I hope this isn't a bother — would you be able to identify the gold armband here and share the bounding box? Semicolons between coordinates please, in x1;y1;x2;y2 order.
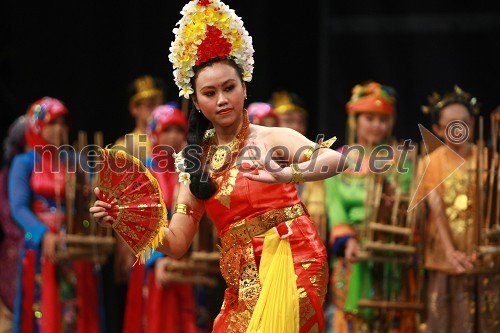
174;203;202;223
174;203;191;215
289;163;305;184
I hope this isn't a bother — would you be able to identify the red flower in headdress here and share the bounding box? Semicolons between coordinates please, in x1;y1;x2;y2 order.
196;26;232;65
198;0;211;6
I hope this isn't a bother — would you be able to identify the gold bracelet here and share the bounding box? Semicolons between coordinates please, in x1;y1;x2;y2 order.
301;136;338;161
174;203;191;215
290;163;305;184
301;146;315;161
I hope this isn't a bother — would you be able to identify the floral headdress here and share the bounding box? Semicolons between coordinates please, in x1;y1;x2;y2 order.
169;0;254;98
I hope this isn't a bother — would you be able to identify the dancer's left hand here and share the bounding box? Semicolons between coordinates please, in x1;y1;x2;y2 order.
241;139;292;184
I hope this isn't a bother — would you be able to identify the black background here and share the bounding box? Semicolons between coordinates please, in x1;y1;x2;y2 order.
2;0;500;149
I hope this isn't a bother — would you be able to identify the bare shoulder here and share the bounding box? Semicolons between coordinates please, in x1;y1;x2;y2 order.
249;124;303;144
114;135;126;146
248;124;270;138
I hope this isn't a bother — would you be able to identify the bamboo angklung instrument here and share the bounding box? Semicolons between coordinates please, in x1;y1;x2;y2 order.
475;117;484;256
58;130;115;264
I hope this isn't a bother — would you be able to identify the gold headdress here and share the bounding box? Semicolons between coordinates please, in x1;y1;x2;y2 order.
169;0;254;98
421;85;479;118
271;91;307;116
129;75;164;104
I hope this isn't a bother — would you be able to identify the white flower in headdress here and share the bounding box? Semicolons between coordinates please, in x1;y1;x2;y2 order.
179;85;194;99
173;151;187;173
173;151;190;186
178;172;191;186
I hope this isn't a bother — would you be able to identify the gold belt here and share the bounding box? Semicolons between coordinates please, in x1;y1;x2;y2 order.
221;202;307;249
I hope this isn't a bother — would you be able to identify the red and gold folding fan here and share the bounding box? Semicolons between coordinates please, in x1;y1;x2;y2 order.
97;148;168;263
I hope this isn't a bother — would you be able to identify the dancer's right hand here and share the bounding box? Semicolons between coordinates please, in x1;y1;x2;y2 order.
445;248;474;273
345;238;360;263
155;257;174;287
42;232;61;263
89;187;115;226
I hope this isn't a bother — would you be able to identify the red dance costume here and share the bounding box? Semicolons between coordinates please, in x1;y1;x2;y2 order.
206;165;328;332
9;98;102;333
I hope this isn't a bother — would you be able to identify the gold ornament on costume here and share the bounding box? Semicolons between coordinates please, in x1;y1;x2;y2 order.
203;110;250;175
442;162;474;234
289;163;305;184
211;146;230;171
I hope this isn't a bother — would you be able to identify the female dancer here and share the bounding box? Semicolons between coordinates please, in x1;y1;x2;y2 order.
92;1;346;331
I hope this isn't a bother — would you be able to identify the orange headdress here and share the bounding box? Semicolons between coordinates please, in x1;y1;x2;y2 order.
346;81;395;116
345;81;396;144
